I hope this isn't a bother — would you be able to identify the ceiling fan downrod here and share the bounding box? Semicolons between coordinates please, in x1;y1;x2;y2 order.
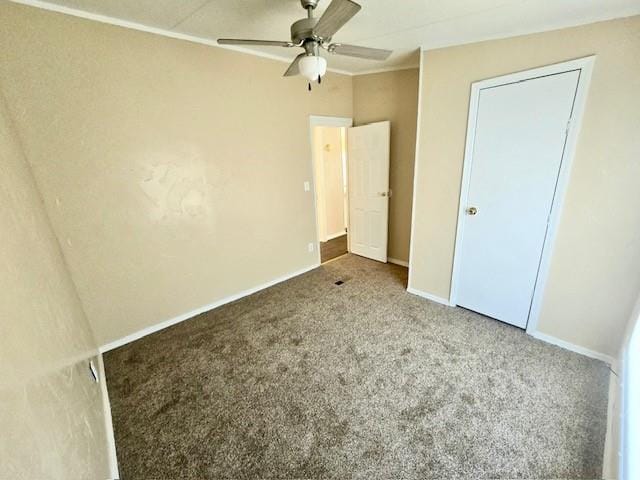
301;0;320;14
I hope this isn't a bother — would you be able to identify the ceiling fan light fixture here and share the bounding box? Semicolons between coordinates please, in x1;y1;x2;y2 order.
299;55;327;81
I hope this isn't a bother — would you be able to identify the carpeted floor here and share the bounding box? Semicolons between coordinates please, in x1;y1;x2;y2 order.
105;254;610;479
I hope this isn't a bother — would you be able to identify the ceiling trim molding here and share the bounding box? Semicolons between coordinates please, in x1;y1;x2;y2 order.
9;0;640;77
353;64;420;77
8;0;358;75
417;11;640;53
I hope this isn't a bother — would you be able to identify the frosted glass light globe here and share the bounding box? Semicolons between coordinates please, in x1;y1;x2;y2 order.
299;55;327;81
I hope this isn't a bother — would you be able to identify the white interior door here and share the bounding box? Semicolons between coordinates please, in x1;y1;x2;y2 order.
455;71;580;328
347;121;390;263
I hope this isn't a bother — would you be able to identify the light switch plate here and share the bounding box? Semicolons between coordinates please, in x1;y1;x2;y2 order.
304;181;310;192
308;243;314;252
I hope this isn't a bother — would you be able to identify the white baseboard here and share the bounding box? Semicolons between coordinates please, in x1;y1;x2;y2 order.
388;257;409;267
407;286;454;306
529;330;615;365
96;354;119;479
99;263;319;353
602;358;622;480
406;288;614;364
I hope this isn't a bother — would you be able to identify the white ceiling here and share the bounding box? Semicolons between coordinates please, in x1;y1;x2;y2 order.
19;0;640;74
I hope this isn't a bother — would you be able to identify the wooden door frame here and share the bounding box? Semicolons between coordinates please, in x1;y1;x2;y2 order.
449;56;595;334
308;115;353;265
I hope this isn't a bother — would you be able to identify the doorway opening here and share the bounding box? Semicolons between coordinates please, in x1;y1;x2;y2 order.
311;122;350;263
309;115;391;265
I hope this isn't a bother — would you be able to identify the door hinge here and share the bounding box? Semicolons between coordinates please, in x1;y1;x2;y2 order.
565;118;572;136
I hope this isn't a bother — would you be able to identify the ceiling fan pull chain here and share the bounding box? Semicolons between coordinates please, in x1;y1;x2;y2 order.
318;74;322;84
308;82;312;92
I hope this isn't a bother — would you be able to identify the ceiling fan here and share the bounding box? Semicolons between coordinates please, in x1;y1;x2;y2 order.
217;0;392;89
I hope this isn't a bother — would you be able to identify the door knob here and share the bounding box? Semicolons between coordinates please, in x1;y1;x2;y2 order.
466;206;478;215
379;192;387;197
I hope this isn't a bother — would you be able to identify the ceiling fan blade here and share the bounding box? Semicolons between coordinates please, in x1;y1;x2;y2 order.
284;53;306;77
328;43;392;61
313;0;361;40
217;39;295;47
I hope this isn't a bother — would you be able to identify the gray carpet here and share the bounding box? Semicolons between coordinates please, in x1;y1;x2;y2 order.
105;254;609;479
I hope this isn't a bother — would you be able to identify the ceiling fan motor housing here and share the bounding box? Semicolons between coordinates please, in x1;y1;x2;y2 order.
291;17;323;45
300;0;320;9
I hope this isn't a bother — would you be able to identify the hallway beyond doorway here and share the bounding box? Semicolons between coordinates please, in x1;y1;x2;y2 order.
320;234;348;263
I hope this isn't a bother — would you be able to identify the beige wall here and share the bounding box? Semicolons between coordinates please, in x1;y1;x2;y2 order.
0;93;111;478
313;126;346;241
409;16;640;357
0;2;353;346
353;68;419;263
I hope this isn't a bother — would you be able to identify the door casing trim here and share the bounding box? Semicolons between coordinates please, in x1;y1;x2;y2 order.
448;56;596;335
308;115;353;264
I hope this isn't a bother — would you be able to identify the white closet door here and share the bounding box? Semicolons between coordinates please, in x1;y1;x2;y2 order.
347;121;390;263
456;71;579;328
